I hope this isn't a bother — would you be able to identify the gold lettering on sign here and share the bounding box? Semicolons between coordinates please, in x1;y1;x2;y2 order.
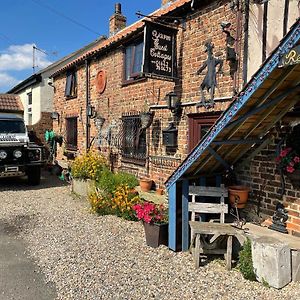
283;50;300;66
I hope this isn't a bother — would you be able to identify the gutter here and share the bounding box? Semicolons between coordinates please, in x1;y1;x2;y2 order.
85;59;90;151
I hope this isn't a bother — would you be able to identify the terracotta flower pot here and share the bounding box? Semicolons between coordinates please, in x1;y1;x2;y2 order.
156;188;164;195
143;222;168;248
228;185;250;209
139;179;153;192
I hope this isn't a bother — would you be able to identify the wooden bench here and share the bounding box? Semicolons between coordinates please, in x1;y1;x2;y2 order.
189;221;239;270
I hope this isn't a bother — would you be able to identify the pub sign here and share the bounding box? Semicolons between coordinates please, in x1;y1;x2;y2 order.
279;45;300;67
143;21;177;80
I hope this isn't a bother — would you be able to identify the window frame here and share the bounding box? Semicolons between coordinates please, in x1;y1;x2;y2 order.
123;38;145;84
65;69;77;99
65;117;78;151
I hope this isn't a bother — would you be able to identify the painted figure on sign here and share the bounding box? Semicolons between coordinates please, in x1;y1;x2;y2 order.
196;40;223;108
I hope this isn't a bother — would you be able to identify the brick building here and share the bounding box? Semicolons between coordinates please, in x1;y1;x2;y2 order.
51;0;300;243
52;0;242;187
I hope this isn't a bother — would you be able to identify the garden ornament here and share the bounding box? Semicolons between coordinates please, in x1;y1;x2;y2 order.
196;40;223;108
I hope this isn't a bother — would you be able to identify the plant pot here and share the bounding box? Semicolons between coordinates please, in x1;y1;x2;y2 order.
228;185;250;209
139;179;153;192
156;188;164;195
143;222;168;248
286;169;300;189
140;112;154;129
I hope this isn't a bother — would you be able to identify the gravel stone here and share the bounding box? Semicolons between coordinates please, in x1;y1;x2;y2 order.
1;174;300;299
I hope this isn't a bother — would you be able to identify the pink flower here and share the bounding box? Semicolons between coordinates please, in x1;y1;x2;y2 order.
289;161;295;167
286;166;295;173
280;148;292;158
294;156;300;163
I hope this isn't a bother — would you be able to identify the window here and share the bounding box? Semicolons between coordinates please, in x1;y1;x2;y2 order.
121;115;146;164
27;92;32;125
65;70;77;98
65;117;78;150
124;40;144;81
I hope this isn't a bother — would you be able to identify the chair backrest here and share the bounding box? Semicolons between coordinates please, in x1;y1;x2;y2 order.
188;185;228;223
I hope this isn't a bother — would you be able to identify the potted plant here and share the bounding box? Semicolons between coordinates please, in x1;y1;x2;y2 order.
133;201;168;248
276;147;300;188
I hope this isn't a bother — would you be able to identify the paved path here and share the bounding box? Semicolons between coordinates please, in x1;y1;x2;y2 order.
0;218;56;300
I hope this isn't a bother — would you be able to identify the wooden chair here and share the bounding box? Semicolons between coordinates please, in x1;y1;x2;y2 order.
188;185;237;270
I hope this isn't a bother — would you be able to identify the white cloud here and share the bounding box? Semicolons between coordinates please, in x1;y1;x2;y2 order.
0;43;52;71
0;72;19;89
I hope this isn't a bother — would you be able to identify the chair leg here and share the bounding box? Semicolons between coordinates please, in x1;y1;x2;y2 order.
226;235;233;270
194;234;201;268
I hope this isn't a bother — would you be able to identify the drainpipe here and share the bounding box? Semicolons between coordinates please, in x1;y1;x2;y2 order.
242;0;250;86
85;59;90;151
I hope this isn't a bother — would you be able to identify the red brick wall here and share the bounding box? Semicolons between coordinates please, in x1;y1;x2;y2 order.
235;127;300;235
53;0;243;187
27;112;52;145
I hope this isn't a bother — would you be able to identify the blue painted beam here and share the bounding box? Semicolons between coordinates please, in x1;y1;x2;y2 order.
181;179;189;251
168;183;177;251
207;146;231;170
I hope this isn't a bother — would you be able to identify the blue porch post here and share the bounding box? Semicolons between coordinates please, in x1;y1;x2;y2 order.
181;179;189;251
168;182;177;251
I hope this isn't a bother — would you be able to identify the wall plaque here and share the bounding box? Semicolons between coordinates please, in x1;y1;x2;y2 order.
143;21;177;80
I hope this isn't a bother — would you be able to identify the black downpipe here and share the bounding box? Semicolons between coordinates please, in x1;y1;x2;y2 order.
242;0;250;86
85;59;90;151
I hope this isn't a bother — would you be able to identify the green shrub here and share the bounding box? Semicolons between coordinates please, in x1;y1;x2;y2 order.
95;167;116;194
114;172;139;189
238;238;256;281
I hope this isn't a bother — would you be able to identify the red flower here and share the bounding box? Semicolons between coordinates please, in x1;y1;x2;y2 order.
286;166;295;173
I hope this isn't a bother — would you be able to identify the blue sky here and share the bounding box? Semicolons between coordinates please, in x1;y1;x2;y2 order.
0;0;162;92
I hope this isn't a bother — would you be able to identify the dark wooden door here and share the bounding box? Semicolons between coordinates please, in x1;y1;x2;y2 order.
188;113;220;152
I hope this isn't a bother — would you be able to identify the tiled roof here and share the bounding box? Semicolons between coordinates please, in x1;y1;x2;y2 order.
0;94;23;112
51;0;191;77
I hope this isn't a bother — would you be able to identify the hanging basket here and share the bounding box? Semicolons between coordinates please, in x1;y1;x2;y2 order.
140;112;154;129
286;169;300;189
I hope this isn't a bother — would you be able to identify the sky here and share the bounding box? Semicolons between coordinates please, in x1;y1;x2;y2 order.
0;0;162;93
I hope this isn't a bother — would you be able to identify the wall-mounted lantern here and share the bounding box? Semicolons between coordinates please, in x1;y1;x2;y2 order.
165;92;182;119
162;122;178;147
51;111;60;121
87;105;97;119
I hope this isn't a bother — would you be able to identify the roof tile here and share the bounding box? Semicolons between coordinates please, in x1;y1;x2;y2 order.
0;94;24;112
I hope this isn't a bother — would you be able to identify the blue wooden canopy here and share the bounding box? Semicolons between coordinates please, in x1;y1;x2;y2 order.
167;19;300;251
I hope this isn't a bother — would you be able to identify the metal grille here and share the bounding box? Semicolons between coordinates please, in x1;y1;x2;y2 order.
121;114;146;162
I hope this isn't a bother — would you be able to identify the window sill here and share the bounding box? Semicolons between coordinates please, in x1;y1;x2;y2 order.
121;77;147;87
65;95;77;100
121;157;146;166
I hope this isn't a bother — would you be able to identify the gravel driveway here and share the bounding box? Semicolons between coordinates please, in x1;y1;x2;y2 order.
1;173;300;300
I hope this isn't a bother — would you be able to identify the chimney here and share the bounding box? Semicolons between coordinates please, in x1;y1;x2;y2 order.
109;3;126;36
161;0;176;6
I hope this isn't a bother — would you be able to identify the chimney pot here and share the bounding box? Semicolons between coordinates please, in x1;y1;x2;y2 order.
109;3;126;36
115;3;121;14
